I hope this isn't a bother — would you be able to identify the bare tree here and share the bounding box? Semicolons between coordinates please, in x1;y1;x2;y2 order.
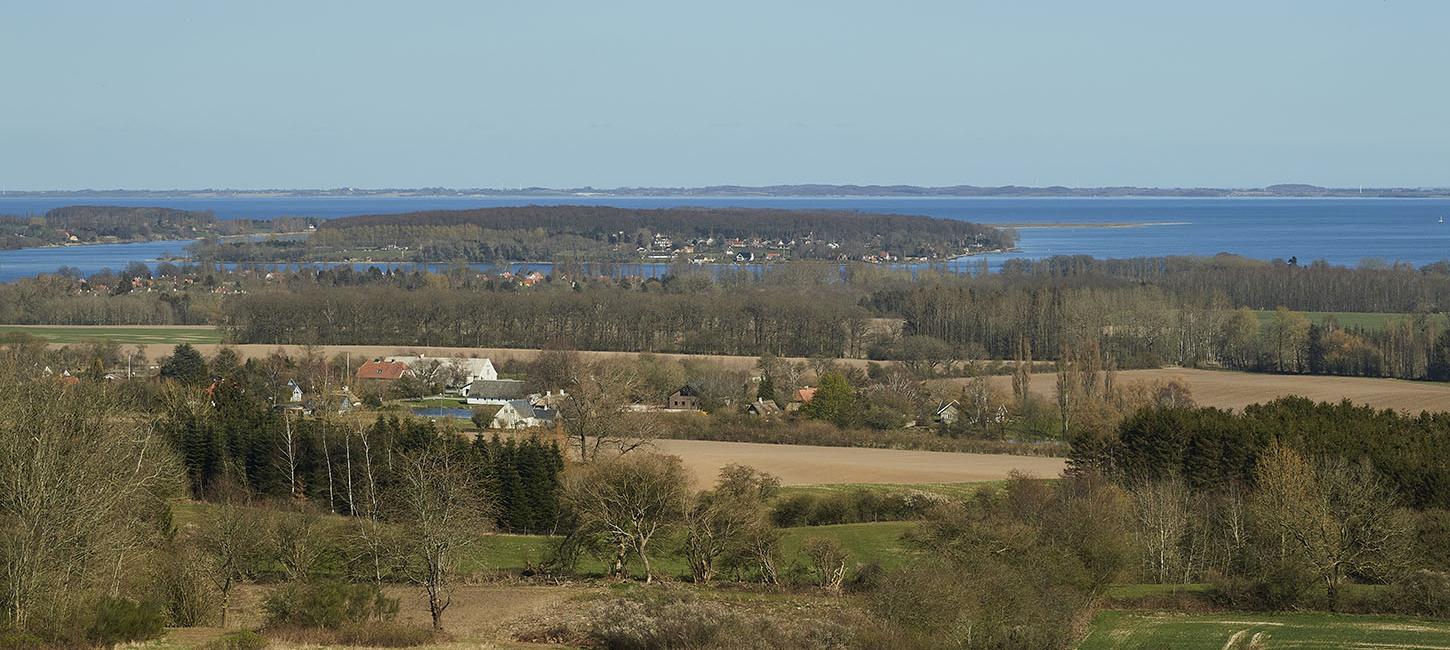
802;537;850;593
558;360;659;461
1250;443;1413;609
270;505;325;582
391;440;491;631
0;379;179;631
681;465;779;584
195;495;269;628
562;453;690;582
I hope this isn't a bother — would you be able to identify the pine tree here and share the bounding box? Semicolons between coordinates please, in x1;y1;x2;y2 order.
757;374;777;405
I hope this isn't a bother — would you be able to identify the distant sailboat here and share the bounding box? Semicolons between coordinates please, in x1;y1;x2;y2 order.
1440;216;1445;224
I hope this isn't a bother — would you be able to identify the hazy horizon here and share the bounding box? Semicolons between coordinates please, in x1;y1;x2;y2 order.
5;1;1448;190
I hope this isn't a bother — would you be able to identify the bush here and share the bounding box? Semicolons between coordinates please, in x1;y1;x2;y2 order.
770;489;949;527
263;580;399;630
154;543;220;626
1392;570;1450;616
333;622;438;647
0;631;45;650
1209;561;1317;611
517;588;854;650
85;597;167;646
204;629;270;650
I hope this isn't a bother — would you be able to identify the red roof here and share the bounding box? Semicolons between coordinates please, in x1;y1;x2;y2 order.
356;360;410;381
795;387;817;403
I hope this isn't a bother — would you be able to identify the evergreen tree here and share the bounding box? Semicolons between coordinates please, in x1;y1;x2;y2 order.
161;343;209;385
756;374;776;405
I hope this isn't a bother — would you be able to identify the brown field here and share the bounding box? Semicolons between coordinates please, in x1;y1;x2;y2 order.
168;583;582;649
962;367;1450;413
646;438;1066;486
124;341;889;372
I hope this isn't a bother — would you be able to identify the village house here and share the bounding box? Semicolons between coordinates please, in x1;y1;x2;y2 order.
355;359;412;382
665;385;703;410
490;399;556;429
746;398;782;417
388;355;498;388
463;378;529;405
785;386;816;413
935;400;960;425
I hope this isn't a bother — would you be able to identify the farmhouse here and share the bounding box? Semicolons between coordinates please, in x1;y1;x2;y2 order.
785;386;816;412
935;400;960;424
463;378;529;405
355;359;411;382
666;385;702;410
490;399;556;429
746;398;781;417
388;355;497;388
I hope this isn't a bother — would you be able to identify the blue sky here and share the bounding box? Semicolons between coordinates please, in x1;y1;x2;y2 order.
3;1;1447;190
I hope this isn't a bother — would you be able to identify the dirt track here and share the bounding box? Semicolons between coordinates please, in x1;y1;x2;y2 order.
646;438;1066;486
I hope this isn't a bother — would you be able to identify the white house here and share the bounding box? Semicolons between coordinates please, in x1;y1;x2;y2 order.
388;355;497;388
490;399;556;429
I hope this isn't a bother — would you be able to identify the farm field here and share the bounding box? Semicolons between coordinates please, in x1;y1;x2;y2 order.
969;366;1450;412
1079;610;1450;650
647;438;1066;486
0;323;223;345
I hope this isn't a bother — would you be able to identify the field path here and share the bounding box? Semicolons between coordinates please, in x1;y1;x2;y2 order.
646;438;1066;486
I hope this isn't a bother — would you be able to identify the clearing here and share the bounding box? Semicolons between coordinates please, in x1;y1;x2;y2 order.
1080;610;1450;650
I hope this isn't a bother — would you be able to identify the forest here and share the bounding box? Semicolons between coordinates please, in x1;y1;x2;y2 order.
192;205;1015;263
0;205;290;249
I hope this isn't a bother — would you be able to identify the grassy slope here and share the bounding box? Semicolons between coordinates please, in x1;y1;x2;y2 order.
1079;610;1450;650
456;520;920;577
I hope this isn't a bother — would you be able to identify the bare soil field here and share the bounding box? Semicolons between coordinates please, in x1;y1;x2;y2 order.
966;367;1450;412
646;438;1066;486
127;341;887;372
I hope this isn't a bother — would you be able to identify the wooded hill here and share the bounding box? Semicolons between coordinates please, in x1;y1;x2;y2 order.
197;205;1014;263
0;205;280;249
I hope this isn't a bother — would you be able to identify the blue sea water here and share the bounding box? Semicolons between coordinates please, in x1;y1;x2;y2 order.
3;196;1450;282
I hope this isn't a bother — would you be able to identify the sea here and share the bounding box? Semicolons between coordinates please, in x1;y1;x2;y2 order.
3;196;1450;283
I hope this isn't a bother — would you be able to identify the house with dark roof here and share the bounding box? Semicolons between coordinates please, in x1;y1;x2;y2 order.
463;378;529;405
746;398;782;417
490;399;556;429
666;385;702;410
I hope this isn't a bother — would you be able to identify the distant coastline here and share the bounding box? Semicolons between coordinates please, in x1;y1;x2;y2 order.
4;183;1450;199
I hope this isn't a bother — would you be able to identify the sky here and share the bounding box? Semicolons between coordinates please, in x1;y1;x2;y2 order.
3;1;1448;190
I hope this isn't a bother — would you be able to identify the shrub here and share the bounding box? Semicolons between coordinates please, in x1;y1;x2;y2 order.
204;629;270;650
85;597;167;646
1392;570;1450;617
770;489;949;527
333;622;438;647
154;543;220;626
0;631;45;650
263;580;399;630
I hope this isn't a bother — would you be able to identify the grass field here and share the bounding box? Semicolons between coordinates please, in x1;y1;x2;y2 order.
1253;309;1444;331
0;324;224;345
1079;610;1450;650
454;520;919;577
